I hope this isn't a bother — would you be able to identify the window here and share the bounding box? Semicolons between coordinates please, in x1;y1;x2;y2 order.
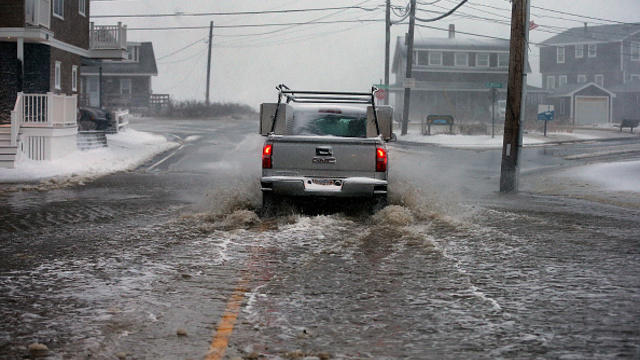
476;53;489;67
588;43;597;58
54;61;61;90
428;52;442;66
126;46;139;62
577;74;587;83
292;113;367;138
595;74;604;86
416;51;429;65
454;53;468;67
498;53;509;67
78;0;85;16
632;42;640;61
53;0;64;19
631;74;640;81
558;75;567;87
546;75;555;89
575;44;584;58
557;46;565;63
72;65;77;91
120;78;132;95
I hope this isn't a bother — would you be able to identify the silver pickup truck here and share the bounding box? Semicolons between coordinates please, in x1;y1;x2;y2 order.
259;85;393;214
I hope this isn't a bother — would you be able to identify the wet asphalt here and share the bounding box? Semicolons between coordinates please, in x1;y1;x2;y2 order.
0;118;639;359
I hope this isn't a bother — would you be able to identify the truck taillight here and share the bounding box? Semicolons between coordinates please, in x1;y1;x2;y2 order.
262;144;273;169
376;147;387;172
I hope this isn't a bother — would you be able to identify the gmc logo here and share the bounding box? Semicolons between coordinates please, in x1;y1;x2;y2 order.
312;157;336;164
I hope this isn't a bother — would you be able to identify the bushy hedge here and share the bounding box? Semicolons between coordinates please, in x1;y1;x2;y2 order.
159;100;255;119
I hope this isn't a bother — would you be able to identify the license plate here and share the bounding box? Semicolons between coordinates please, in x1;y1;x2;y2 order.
312;178;335;186
305;178;342;191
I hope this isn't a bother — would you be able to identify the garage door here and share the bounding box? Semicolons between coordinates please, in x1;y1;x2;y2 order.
575;97;608;125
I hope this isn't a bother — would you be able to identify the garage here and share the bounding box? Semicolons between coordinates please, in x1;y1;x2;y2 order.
575;96;609;125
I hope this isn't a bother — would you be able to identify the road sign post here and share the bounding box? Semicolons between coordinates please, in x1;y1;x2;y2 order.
537;105;555;137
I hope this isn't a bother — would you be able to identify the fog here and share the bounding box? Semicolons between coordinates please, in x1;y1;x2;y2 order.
90;0;640;107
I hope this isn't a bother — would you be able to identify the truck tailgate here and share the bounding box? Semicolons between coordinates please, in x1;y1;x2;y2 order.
270;136;378;177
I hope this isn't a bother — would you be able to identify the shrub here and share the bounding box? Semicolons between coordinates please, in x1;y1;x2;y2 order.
158;100;256;119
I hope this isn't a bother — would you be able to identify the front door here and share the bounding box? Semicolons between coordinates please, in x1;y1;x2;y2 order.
87;77;100;107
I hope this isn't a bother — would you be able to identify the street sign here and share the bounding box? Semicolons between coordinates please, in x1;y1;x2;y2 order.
485;82;503;89
403;78;416;89
375;89;386;100
537;105;555;121
374;84;389;89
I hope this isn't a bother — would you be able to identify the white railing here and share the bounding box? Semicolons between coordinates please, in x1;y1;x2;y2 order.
25;0;51;28
10;93;24;146
90;22;127;50
18;93;77;127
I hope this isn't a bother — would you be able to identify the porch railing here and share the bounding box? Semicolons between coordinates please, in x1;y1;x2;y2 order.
25;0;51;28
10;93;24;146
15;92;77;128
90;22;127;50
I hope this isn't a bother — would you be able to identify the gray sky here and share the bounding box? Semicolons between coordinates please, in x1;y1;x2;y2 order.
91;0;640;106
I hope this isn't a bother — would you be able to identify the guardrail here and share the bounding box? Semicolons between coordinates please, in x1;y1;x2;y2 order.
90;22;127;50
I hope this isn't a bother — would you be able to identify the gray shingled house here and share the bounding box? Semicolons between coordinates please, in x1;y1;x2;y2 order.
80;41;158;111
391;25;532;125
539;23;640;125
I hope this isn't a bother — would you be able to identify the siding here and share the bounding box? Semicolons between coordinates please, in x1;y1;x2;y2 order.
24;43;51;93
0;0;25;28
50;46;82;95
50;0;90;49
0;42;20;122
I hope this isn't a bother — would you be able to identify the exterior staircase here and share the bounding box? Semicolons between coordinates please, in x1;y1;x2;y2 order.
0;126;19;169
77;131;108;150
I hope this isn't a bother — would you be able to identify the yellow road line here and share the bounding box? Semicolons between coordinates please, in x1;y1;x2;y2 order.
205;278;250;360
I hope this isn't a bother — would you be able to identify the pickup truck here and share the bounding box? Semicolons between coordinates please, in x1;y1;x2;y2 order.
259;85;393;214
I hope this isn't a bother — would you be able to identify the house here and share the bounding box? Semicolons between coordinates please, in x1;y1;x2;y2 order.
79;42;159;111
0;0;126;168
391;24;531;124
539;23;640;125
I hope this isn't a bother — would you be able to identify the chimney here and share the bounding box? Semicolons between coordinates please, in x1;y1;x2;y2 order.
584;22;588;35
449;24;455;39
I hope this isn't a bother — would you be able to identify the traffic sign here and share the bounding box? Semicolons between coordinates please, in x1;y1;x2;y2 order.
375;89;386;100
403;78;416;89
537;105;555;121
485;82;503;89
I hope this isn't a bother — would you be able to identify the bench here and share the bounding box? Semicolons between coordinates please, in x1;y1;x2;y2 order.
620;119;640;133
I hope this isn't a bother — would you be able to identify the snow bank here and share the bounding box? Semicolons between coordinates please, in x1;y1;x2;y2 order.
570;160;640;192
0;129;177;184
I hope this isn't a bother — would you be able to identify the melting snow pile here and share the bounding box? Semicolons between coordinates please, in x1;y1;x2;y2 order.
0;129;177;183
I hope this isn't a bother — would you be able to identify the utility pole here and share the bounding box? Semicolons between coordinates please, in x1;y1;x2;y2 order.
384;0;391;105
401;0;416;136
205;21;213;105
499;0;530;192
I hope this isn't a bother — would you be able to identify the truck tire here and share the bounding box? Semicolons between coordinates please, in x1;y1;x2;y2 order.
371;195;388;213
261;192;279;217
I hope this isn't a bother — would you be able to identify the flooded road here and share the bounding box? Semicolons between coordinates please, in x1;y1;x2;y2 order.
1;118;639;359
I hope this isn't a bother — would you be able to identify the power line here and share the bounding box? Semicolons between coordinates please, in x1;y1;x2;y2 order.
414;0;468;23
156;37;207;60
126;19;384;32
530;4;632;25
91;5;381;18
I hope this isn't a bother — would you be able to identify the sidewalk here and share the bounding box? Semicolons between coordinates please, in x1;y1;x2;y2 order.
397;122;638;149
0;129;178;188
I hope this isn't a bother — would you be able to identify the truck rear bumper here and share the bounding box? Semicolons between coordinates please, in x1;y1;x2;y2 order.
261;176;387;197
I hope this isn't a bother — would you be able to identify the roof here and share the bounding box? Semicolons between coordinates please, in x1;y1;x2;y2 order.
609;80;640;93
547;82;616;98
81;42;158;75
541;23;640;46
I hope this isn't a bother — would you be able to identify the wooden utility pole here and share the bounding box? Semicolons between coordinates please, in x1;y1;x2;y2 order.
384;0;391;105
205;21;214;105
401;0;416;136
499;0;530;193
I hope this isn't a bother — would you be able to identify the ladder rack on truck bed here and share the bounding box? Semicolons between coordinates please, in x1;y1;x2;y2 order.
270;84;381;136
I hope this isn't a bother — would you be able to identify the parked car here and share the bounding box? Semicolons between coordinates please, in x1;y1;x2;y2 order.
259;85;393;214
77;107;112;131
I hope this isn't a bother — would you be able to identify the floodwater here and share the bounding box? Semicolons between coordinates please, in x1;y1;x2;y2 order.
0;118;639;359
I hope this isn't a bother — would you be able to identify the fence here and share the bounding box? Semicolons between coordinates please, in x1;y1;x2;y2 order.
90;22;127;50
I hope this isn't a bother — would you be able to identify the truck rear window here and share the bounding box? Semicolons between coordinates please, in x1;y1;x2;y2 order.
292;113;367;137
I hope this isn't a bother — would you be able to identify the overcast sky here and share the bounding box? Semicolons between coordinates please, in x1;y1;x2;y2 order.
91;0;640;106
